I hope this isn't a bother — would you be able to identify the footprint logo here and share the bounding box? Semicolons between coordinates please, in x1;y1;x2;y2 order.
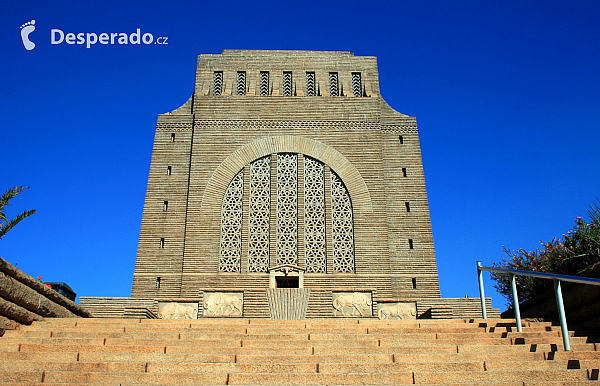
20;20;36;51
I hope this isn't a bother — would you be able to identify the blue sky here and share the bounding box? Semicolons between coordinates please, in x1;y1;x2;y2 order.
1;1;599;310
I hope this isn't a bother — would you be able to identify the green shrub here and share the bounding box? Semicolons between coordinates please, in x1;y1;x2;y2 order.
491;200;600;304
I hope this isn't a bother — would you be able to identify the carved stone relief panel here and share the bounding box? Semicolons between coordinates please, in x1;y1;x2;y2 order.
203;292;244;317
332;292;372;317
157;302;199;320
376;302;417;320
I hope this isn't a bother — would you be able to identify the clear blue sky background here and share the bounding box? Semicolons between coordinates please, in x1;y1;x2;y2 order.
2;1;599;310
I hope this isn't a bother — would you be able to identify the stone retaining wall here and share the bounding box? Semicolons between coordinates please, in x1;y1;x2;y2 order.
0;257;91;335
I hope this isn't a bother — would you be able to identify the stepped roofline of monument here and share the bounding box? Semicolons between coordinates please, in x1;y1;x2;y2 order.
216;49;362;58
159;50;412;120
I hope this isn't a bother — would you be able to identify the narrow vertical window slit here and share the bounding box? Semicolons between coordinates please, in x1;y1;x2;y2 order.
306;72;315;96
329;72;339;96
283;71;293;96
260;71;270;96
213;71;223;95
351;72;362;97
237;71;246;95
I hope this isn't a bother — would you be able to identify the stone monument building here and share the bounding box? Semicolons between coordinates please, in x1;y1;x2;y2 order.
81;50;497;319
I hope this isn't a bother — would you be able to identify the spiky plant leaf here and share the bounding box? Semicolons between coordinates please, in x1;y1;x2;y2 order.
0;186;36;240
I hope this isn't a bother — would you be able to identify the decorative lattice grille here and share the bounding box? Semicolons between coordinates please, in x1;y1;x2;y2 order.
248;156;271;272
329;72;339;96
219;153;356;275
352;72;362;97
219;170;244;272
283;71;293;96
304;157;326;273
331;170;355;273
237;71;246;95
213;71;223;96
276;153;298;265
260;71;269;96
306;72;315;96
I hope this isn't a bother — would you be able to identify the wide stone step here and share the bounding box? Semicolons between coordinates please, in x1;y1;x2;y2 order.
8;326;521;337
6;340;595;356
0;361;145;373
485;359;600;371
9;340;586;355
391;352;547;362
33;317;532;326
0;338;106;346
0;361;320;374
524;382;600;386
78;352;235;363
40;371;230;384
226;371;414;385
24;318;565;333
548;351;600;360
4;358;573;373
18;344;167;354
529;343;597;353
0;369;594;386
0;352;79;362
0;332;524;347
84;346;314;357
2;348;566;365
18;324;495;335
412;369;594;384
0;370;412;385
236;353;394;364
0;371;44;383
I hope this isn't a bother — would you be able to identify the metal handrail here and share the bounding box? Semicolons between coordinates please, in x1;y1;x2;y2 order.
476;261;600;351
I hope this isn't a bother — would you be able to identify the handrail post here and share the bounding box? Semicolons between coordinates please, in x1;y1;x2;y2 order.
553;279;571;351
510;274;522;332
477;261;487;319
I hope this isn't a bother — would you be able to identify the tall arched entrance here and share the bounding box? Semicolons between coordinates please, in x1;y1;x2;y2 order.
219;152;355;275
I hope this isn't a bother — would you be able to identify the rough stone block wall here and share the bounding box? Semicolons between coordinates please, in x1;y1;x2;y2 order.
0;257;91;334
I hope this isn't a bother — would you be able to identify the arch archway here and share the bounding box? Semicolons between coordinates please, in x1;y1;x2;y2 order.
196;136;374;274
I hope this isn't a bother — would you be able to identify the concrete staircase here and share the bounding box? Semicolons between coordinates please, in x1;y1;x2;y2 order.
0;318;599;385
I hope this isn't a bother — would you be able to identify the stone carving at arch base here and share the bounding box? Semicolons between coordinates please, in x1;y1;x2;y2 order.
158;302;198;320
377;302;417;320
332;292;372;317
203;292;243;317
